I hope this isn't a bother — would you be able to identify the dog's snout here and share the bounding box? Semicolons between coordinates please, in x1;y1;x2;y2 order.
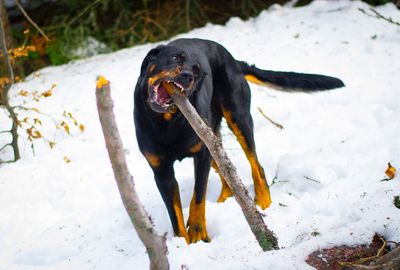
178;71;193;83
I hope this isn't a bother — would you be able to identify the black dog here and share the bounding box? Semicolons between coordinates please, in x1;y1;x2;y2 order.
134;38;344;243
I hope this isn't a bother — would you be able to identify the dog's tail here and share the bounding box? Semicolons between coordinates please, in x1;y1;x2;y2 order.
238;61;345;92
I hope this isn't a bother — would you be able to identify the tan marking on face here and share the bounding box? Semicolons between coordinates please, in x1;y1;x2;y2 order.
149;64;156;72
162;106;177;120
163;113;173;120
148;66;182;87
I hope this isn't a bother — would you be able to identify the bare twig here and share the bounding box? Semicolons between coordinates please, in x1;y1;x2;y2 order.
185;0;191;31
257;107;284;129
95;77;169;270
304;176;321;184
374;245;400;265
0;143;11;152
341;245;400;270
66;0;102;28
358;8;400;27
14;0;50;41
165;84;278;251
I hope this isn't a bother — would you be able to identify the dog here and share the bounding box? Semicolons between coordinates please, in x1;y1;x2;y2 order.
134;38;344;244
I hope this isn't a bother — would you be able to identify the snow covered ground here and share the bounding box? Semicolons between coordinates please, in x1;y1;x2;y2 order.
1;1;399;269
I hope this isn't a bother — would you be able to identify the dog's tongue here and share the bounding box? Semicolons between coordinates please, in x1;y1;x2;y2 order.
156;83;172;104
158;85;169;99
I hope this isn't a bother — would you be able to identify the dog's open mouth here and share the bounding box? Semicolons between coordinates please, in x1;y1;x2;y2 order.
150;80;184;109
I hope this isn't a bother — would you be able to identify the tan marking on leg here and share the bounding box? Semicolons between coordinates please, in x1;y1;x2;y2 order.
187;193;210;243
189;141;203;154
172;187;189;243
144;152;161;168
222;107;272;210
211;160;233;202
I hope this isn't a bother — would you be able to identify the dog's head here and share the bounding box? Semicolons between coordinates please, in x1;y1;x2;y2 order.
140;45;205;113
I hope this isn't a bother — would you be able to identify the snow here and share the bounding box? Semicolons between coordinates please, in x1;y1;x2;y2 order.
1;1;400;269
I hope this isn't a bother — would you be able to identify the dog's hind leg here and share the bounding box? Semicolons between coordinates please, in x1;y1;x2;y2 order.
211;160;233;202
149;157;189;243
187;146;212;243
221;76;271;209
222;107;272;209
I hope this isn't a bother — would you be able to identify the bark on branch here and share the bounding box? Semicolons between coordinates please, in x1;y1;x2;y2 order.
95;77;169;270
166;86;279;251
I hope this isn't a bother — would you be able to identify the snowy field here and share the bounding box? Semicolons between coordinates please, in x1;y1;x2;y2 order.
1;1;399;269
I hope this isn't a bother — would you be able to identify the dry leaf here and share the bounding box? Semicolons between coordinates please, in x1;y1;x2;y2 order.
41;84;56;97
60;121;70;134
385;162;396;180
48;141;56;149
63;156;71;163
33;118;42;125
0;77;12;87
41;89;52;97
79;124;85;132
18;90;29;96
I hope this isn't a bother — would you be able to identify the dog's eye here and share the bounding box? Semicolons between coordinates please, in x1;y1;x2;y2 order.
193;65;200;78
171;55;180;62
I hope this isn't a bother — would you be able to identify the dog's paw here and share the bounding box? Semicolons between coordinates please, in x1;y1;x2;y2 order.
255;195;272;210
188;223;211;243
216;188;233;203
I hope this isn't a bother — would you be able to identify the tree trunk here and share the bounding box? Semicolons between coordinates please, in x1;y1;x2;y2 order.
95;77;169;270
0;0;13;49
166;86;279;251
0;12;20;162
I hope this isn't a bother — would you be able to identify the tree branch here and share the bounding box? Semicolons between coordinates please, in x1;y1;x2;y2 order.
0;143;11;152
14;0;50;41
358;8;400;27
165;84;278;251
95;77;169;270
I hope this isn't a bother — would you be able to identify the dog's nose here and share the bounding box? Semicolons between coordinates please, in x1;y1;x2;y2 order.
178;71;193;83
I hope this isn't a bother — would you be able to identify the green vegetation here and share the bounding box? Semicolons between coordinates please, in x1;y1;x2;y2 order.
394;196;400;209
4;0;399;75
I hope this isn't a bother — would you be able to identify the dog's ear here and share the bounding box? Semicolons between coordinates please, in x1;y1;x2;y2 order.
140;45;166;76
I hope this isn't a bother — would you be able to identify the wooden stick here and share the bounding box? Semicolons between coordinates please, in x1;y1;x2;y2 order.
95;77;169;270
165;85;278;251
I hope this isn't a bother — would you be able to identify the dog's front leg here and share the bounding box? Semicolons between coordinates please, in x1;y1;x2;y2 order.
187;147;212;243
150;158;189;243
